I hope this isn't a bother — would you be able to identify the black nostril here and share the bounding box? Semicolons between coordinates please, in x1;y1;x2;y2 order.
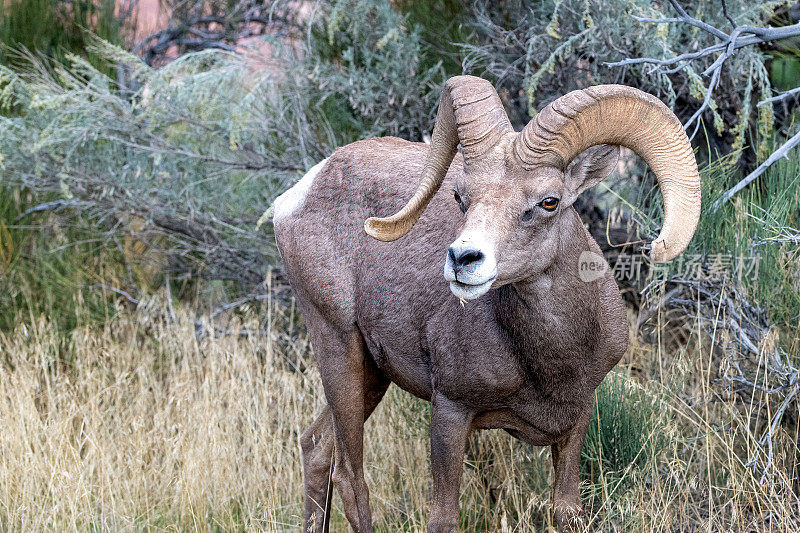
455;249;484;267
448;247;458;264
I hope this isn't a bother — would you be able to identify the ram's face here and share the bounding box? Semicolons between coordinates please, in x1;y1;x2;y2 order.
443;146;620;300
443;167;562;300
365;78;701;290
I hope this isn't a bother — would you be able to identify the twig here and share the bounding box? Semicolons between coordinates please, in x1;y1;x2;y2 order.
209;292;270;320
132;2;301;66
14;199;83;222
82;283;140;305
757;86;800;107
710;128;800;212
604;36;755;70
747;375;799;484
720;0;736;28
746;205;800;246
636;285;683;329
192;292;272;338
685;64;722;140
640;0;730;39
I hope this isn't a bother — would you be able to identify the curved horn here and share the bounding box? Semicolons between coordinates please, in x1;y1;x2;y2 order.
513;85;700;263
365;75;513;241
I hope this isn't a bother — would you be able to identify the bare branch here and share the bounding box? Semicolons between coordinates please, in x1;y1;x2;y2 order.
720;0;736;28
662;0;730;39
132;1;302;66
711;129;800;212
746;206;800;246
13;199;85;222
603;34;761;71
685;63;722;140
82;283;141;305
209;293;270;320
757;86;800;107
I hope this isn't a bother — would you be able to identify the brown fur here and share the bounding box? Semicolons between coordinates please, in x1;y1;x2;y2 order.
274;137;629;533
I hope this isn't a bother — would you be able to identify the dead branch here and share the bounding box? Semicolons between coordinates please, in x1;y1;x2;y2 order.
711;130;800;212
641;272;798;484
747;205;800;246
132;1;302;66
14;199;87;222
82;283;141;305
757;86;800;107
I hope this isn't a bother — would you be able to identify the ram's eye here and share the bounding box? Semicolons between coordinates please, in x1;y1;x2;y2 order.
540;197;559;211
521;208;534;222
453;189;467;213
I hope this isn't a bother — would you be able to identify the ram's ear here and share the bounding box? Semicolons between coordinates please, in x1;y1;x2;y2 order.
562;145;620;206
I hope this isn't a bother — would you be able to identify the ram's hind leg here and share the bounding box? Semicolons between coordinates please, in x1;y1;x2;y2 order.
301;406;335;532
327;330;388;532
302;320;388;533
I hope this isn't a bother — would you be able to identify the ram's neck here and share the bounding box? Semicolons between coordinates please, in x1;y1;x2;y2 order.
493;210;601;378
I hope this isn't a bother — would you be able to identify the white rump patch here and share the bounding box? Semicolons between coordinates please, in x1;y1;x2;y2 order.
272;158;328;222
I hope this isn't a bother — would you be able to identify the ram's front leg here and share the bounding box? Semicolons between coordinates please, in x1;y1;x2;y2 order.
428;393;473;533
550;404;592;533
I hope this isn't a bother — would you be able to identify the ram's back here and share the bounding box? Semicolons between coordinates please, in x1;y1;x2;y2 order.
273;137;466;345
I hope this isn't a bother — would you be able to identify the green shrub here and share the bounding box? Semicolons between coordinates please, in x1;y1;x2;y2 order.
581;372;666;489
0;187;125;336
310;0;446;141
0;0;120;73
396;0;471;77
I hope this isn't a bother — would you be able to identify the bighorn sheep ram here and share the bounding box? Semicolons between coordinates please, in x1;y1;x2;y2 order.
273;76;700;532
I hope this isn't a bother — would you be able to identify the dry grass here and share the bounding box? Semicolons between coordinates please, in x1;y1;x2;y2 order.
0;295;798;532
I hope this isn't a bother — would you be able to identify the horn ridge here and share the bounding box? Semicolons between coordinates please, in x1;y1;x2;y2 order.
512;84;700;262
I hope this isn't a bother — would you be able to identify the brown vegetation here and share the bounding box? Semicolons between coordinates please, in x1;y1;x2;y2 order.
0;293;797;531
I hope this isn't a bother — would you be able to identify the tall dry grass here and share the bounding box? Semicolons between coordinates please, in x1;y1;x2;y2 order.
0;295;798;531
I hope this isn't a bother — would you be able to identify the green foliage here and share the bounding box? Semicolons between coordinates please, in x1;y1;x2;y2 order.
764;14;800;94
0;0;120;73
770;53;800;92
0;2;453;321
396;0;471;77
0;37;334;295
582;372;667;488
0;187;122;335
311;0;446;141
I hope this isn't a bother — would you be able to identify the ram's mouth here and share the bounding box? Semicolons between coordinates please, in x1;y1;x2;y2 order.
449;277;495;301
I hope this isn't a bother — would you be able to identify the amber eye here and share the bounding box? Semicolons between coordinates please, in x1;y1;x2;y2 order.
540;197;559;211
